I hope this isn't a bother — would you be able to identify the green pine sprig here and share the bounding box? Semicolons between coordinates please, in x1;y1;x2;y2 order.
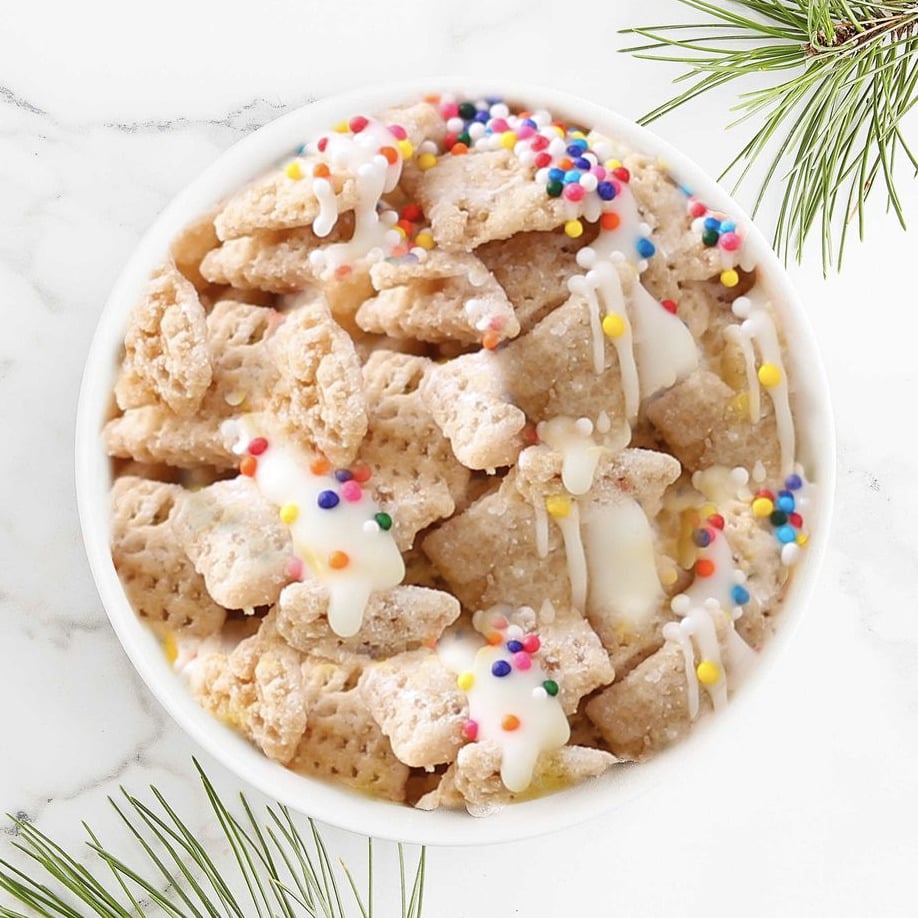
621;0;918;271
0;761;426;918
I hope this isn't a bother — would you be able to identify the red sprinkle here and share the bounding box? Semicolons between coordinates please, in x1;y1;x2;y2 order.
522;634;541;654
708;513;725;530
462;720;479;741
661;299;678;314
334;265;352;279
522;424;540;446
534;151;552;168
789;512;803;528
349;115;368;133
285;557;304;580
317;136;328;153
248;437;268;456
531;135;550;151
689;200;706;218
351;463;372;483
755;489;775;501
612;166;631;183
401;203;422;222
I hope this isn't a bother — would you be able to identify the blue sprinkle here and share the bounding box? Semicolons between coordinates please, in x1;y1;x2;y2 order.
491;660;512;678
474;110;489;123
636;238;656;258
486;96;502;105
720;221;736;232
776;494;795;513
596;181;617;201
731;584;751;605
523;118;538;129
563;169;581;184
776;525;797;544
785;473;803;491
317;490;340;510
548;167;565;182
334;469;353;482
704;216;721;231
506;640;523;653
566;144;583;157
693;529;712;548
574;157;591;170
679;184;693;196
295;144;307;155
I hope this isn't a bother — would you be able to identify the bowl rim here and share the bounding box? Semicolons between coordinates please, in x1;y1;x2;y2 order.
75;77;836;847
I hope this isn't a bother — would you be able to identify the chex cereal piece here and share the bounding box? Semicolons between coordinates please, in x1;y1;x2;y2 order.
290;687;410;802
359;351;471;548
111;476;225;637
357;251;520;345
268;296;368;467
359;649;467;767
275;580;460;659
377;100;446;149
420;350;527;470
173;477;292;610
105;301;283;469
645;368;781;476
170;208;220;290
585;641;700;761
416;742;615;811
476;227;597;333
414;149;569;251
114;261;213;417
190;625;307;764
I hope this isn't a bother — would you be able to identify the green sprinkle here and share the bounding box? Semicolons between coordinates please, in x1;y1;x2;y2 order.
542;679;559;697
546;180;563;198
374;512;393;531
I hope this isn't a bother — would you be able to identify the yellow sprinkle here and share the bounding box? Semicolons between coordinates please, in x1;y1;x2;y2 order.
457;672;475;691
417;152;438;171
752;497;774;517
701;503;718;520
545;494;572;519
279;503;299;525
553;125;565;136
602;313;626;338
564;219;583;239
757;362;782;388
162;631;178;666
570;130;586;140
285;160;303;180
394;225;407;238
605;158;622;169
333;120;349;133
696;660;721;686
720;269;740;288
796;533;809;546
396;139;414;159
500;131;518;149
414;231;435;250
661;567;679;587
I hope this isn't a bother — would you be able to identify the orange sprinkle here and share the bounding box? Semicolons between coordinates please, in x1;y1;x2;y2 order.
329;551;350;570
481;330;500;350
239;455;257;477
601;212;621;231
487;631;503;646
379;146;399;164
502;714;520;732
518;110;531;119
558;157;573;170
450;142;469;155
397;218;415;235
695;559;716;578
313;163;330;178
310;457;331;475
423;93;441;103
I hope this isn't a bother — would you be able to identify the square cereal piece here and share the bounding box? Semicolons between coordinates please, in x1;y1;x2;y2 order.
413;149;569;251
359;649;467;767
190;624;308;765
170;207;220;291
359;351;471;549
268;296;368;467
645;368;781;477
173;477;292;610
111;476;225;637
357;251;520;346
476;227;597;333
105;301;283;469
114;260;212;417
290;688;410;803
416;742;616;811
275;581;460;660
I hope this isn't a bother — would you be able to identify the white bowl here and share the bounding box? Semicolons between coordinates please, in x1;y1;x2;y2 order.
75;79;836;846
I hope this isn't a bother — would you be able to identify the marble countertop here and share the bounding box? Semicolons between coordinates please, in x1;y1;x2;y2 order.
2;1;916;915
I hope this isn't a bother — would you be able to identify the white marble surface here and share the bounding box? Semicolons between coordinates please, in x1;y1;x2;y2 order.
2;1;917;915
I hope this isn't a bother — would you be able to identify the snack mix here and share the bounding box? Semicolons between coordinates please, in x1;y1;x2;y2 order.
106;93;814;814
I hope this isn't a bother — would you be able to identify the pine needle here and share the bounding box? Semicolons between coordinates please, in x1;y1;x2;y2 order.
621;0;918;272
0;760;427;918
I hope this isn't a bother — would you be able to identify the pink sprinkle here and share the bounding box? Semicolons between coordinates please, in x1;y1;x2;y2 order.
492;614;508;630
522;634;541;654
517;124;536;140
285;557;304;580
591;165;606;180
610;180;623;197
388;124;407;140
489;315;506;331
248;437;268;455
441;102;459;119
490;117;509;133
513;651;532;671
563;184;585;202
719;231;741;251
341;481;363;502
462;720;479;740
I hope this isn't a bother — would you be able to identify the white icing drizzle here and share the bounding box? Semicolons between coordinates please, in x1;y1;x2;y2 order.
584;498;663;629
692;465;751;506
312;178;338;238
554;501;588;611
533;498;550;559
536;416;603;495
454;607;570;793
222;420;404;637
724;324;761;423
732;292;796;476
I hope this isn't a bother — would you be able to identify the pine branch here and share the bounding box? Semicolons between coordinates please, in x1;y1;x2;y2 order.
621;0;918;272
0;760;426;918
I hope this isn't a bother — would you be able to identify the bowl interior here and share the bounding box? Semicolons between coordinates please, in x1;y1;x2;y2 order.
75;79;836;846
